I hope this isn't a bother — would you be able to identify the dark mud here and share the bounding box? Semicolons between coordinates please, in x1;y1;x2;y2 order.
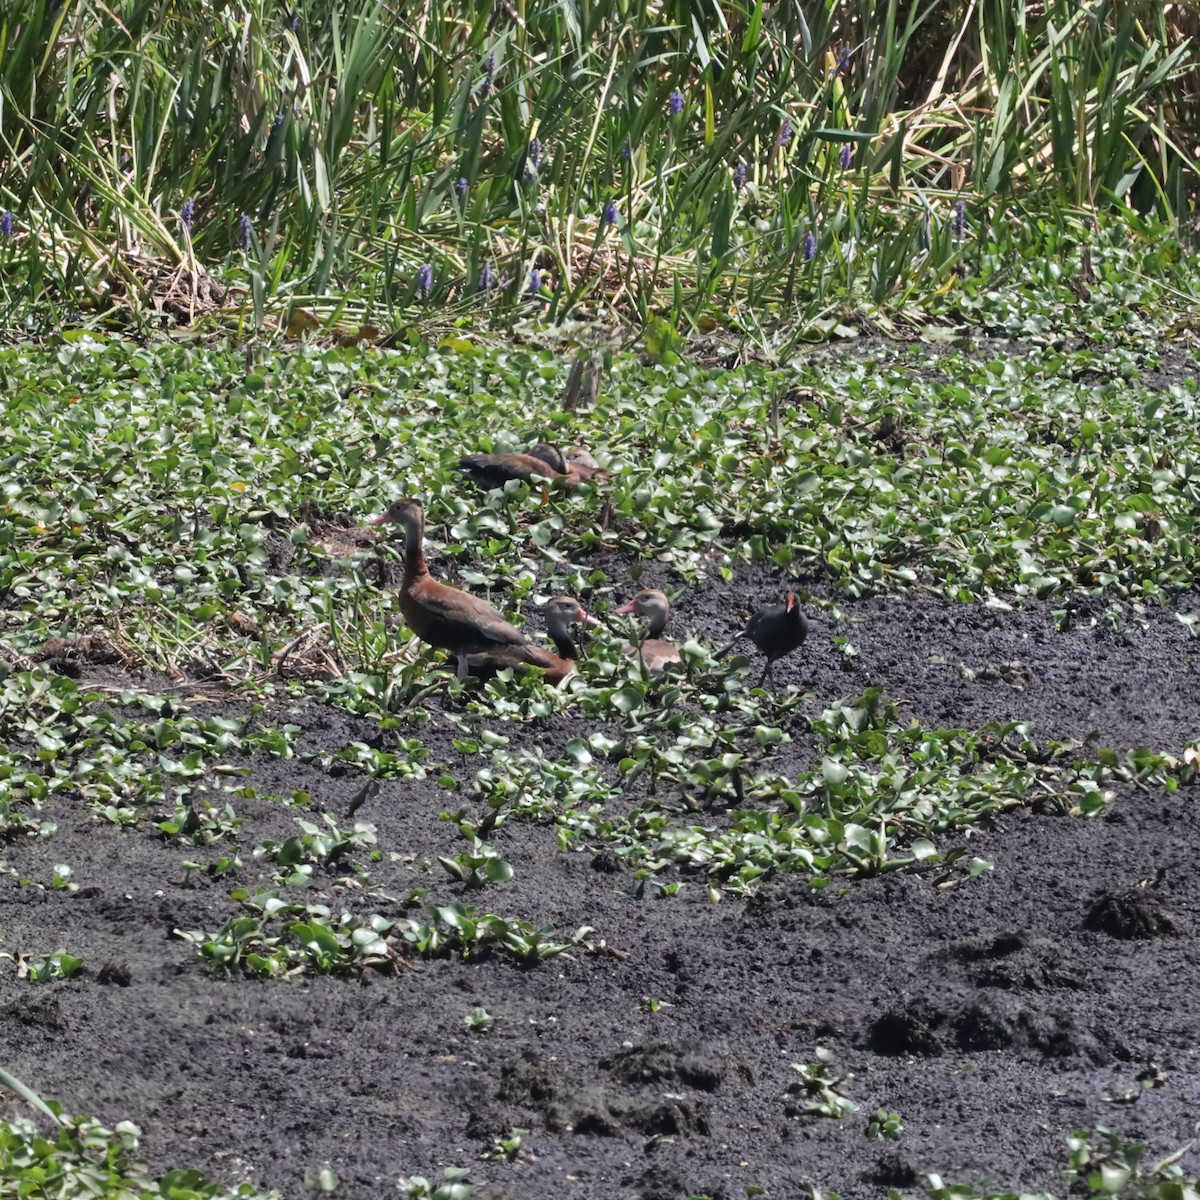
2;579;1199;1200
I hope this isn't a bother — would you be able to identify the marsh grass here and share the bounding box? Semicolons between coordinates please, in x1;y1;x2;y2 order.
0;0;1196;333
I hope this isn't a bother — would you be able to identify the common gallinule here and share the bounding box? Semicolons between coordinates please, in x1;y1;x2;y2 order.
719;594;808;686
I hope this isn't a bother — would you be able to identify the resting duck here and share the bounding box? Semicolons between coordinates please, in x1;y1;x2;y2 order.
719;594;808;686
457;443;603;489
369;498;545;679
614;589;683;672
467;595;600;684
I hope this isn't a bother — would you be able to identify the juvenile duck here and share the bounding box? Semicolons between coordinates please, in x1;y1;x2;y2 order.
615;588;683;672
467;595;600;684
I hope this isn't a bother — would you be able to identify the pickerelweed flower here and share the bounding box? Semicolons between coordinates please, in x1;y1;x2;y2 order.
528;138;542;170
417;263;433;299
180;198;195;231
289;12;299;31
479;262;496;291
456;176;469;201
777;118;794;148
668;89;684;116
836;47;852;76
528;267;542;294
621;137;632;160
953;199;967;238
803;232;817;261
839;142;854;170
602;199;619;226
0;212;13;239
238;212;253;249
478;51;496;96
733;160;747;191
272;111;284;130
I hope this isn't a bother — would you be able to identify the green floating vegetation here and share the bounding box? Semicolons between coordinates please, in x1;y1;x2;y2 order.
475;687;1186;896
0;320;1198;698
0;1108;278;1199
176;895;592;977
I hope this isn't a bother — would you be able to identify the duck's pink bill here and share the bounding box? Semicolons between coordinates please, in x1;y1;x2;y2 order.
615;600;637;615
367;512;389;525
578;610;602;626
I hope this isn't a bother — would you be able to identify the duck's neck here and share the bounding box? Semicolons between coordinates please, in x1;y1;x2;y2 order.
547;620;577;660
644;610;668;639
399;511;430;585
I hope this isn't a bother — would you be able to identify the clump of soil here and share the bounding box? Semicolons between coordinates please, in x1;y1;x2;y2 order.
1084;887;1178;940
867;1004;945;1057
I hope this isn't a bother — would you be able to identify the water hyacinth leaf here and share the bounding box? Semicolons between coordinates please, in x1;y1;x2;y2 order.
610;686;645;713
822;758;849;787
484;858;514;884
350;929;389;957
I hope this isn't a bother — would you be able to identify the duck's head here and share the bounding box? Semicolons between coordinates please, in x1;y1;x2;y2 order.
368;498;424;530
615;588;672;637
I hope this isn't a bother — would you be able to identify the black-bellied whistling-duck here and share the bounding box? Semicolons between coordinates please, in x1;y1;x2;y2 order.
369;498;544;679
548;445;605;483
719;594;808;686
467;595;600;684
457;443;604;489
615;589;683;672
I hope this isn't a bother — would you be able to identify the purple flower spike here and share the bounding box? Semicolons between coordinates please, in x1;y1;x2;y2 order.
417;263;433;299
953;199;967;238
239;212;253;250
528;138;542;170
733;160;747;191
836;47;852;76
0;212;13;239
479;262;496;291
668;89;684;116
180;198;195;231
272;111;284;129
528;267;542;294
478;51;496;96
602;199;618;226
456;176;469;201
803;232;817;261
839;142;854;170
777;118;793;148
621;137;632;160
289;12;299;32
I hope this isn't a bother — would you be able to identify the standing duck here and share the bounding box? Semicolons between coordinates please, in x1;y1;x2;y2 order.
719;594;808;686
615;589;683;672
369;498;544;679
467;596;600;684
457;443;603;489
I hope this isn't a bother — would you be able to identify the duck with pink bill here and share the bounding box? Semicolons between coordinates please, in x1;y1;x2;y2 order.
370;498;597;682
614;588;683;672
